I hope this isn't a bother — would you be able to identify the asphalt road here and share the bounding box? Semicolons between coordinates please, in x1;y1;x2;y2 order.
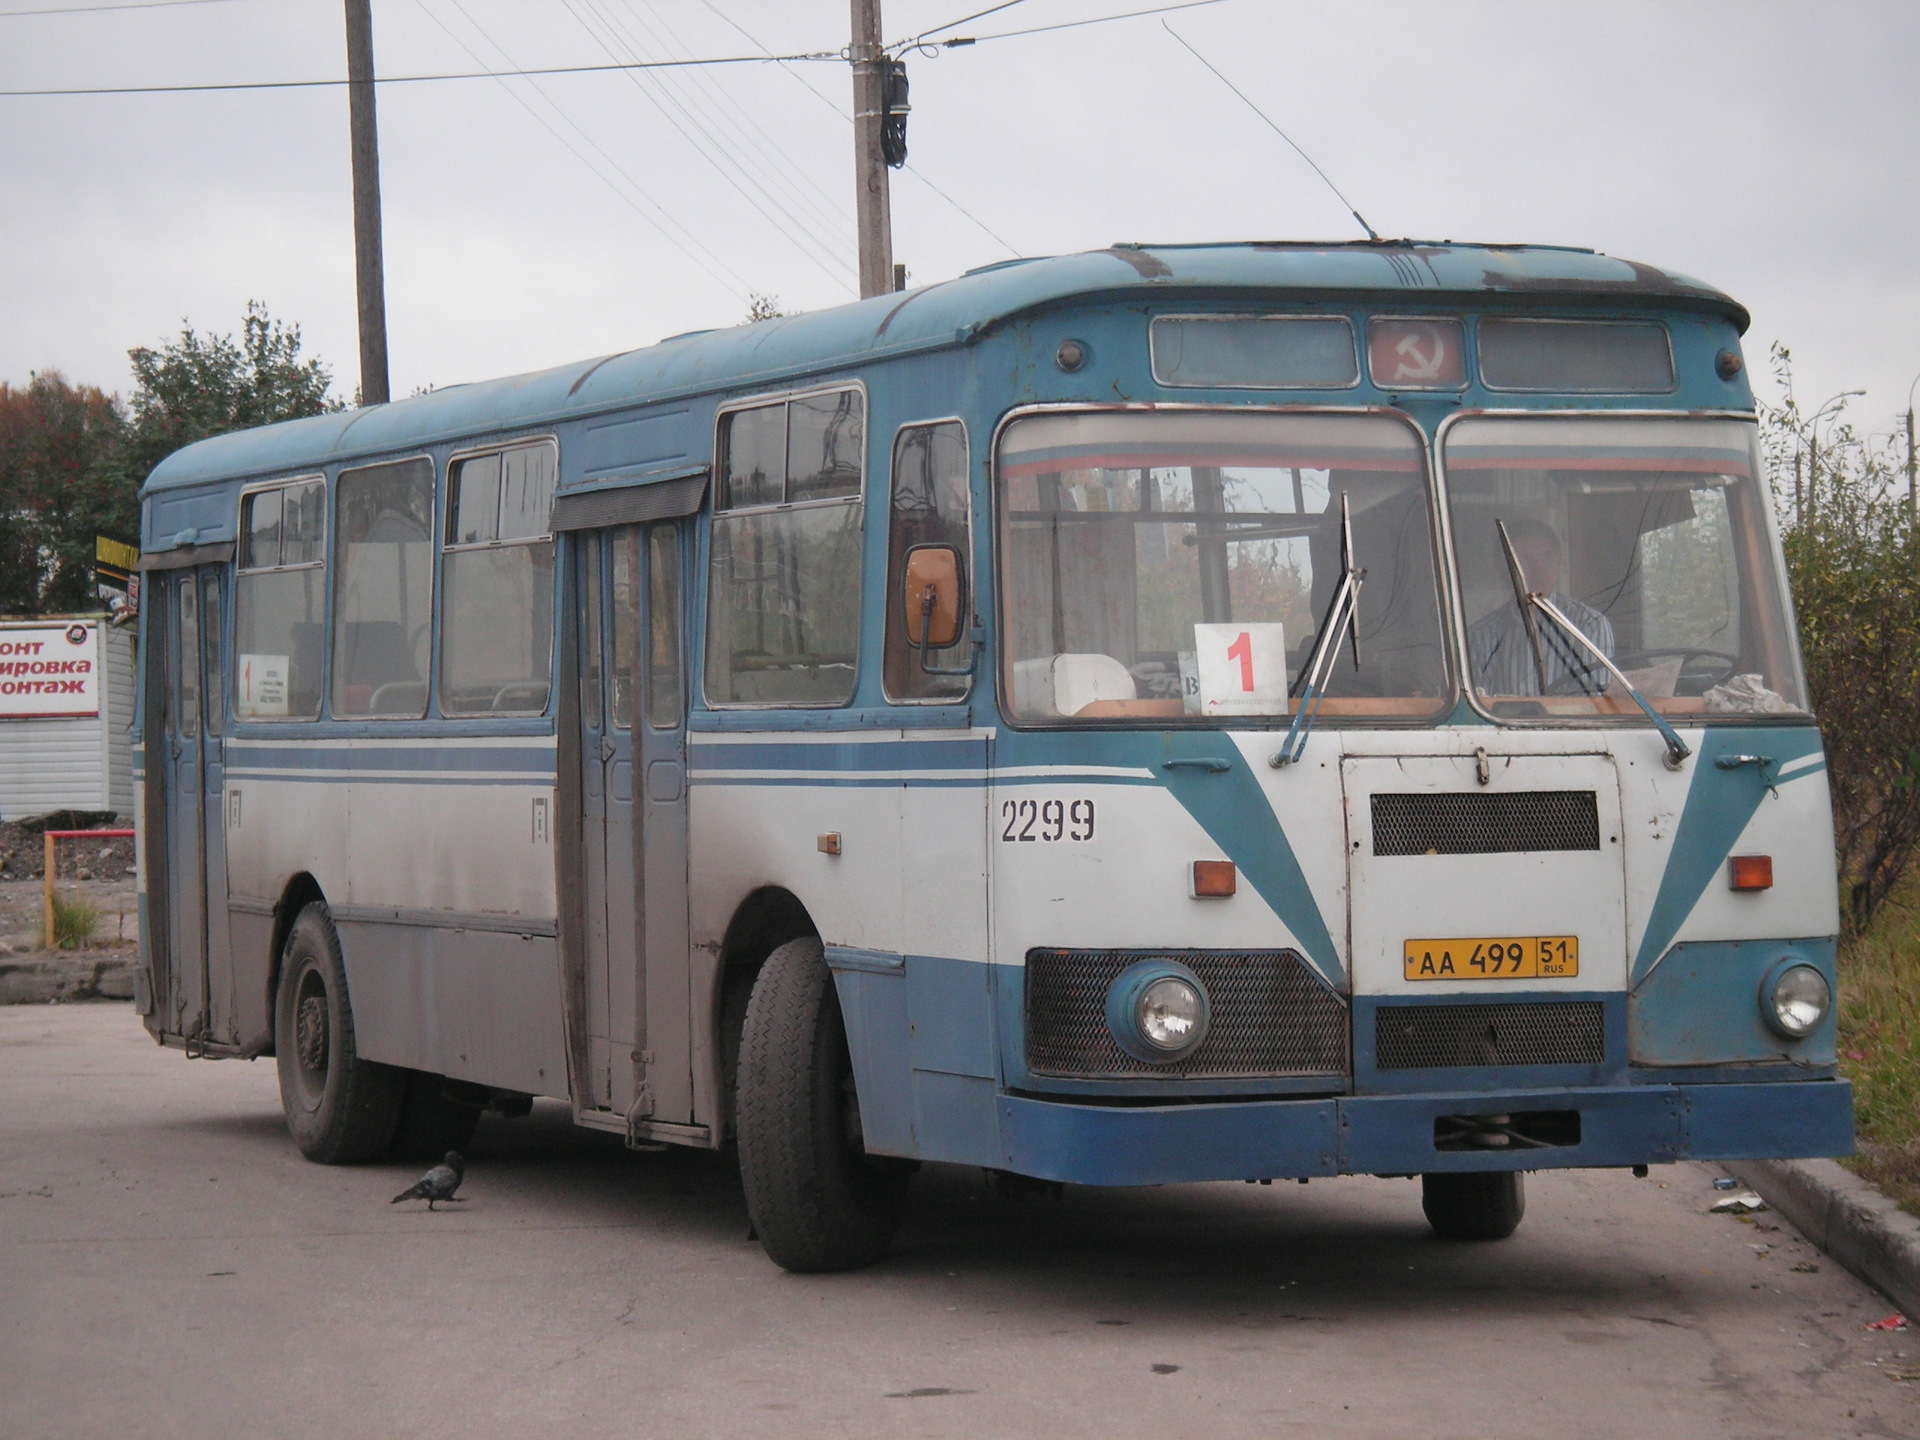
2;1004;1915;1440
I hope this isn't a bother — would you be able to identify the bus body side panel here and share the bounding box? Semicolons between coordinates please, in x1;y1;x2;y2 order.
222;733;567;1094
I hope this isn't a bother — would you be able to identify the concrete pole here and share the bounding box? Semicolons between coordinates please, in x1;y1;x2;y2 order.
345;0;391;405
850;0;894;299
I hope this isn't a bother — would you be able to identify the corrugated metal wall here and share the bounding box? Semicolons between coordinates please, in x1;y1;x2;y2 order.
0;617;134;820
101;623;134;816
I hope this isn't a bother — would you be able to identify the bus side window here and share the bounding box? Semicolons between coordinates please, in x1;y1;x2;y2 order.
704;390;864;707
646;525;681;726
201;574;223;736
233;477;325;720
441;441;558;716
332;457;434;719
884;421;971;701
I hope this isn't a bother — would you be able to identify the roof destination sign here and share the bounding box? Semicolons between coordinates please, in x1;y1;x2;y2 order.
0;622;100;718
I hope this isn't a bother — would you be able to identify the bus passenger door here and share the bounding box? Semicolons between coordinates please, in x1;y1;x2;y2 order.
160;570;208;1042
575;534;617;1111
196;565;235;1046
635;521;690;1123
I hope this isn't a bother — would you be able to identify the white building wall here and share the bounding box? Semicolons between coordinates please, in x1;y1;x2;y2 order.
0;616;129;820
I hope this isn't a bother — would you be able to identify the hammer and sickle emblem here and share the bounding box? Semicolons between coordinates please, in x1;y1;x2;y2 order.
1391;326;1447;382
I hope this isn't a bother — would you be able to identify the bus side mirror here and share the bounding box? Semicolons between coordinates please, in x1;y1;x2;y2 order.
903;544;965;651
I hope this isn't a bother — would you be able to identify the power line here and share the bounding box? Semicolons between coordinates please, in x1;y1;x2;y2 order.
889;0;1028;51
0;0;238;16
1162;22;1378;241
0;49;837;98
412;0;755;302
560;0;854;290
700;0;1021;259
616;0;854;258
932;0;1231;48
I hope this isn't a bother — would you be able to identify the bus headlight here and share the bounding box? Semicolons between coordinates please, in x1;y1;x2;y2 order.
1106;960;1211;1063
1761;961;1830;1039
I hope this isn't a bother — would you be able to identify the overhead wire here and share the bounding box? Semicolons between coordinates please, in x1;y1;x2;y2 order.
558;0;854;290
1163;21;1378;240
920;0;1230;48
698;0;1022;260
0;0;238;16
411;0;755;301
0;49;838;98
616;0;854;259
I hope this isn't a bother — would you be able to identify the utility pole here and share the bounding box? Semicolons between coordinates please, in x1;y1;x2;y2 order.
345;0;390;405
850;0;894;299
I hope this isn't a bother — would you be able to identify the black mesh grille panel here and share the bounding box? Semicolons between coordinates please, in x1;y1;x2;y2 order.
1374;1000;1606;1069
1025;949;1348;1079
1370;791;1600;856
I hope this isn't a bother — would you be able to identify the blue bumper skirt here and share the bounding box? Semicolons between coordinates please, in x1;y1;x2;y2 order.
993;1078;1854;1186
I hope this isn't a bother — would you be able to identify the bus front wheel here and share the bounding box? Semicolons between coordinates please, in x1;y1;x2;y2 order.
1422;1171;1526;1241
736;936;909;1272
273;901;405;1164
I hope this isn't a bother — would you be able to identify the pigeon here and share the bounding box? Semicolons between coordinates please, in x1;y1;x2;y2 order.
391;1151;465;1210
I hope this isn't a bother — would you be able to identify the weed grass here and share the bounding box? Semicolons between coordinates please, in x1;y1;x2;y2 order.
1838;878;1920;1214
47;890;99;951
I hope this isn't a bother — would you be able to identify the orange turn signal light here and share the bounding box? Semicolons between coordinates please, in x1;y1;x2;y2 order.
1728;854;1773;891
1191;860;1237;898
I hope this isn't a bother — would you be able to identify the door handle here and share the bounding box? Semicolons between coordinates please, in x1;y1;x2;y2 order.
599;734;617;763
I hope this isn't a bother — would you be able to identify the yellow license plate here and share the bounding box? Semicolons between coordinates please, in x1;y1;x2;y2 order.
1403;936;1579;981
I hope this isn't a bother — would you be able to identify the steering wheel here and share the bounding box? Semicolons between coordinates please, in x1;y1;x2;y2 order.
1614;648;1740;695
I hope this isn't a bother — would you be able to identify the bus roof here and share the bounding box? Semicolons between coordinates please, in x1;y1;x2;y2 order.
141;240;1744;499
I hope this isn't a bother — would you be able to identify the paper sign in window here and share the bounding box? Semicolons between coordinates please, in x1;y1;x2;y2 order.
237;653;289;717
1193;622;1287;716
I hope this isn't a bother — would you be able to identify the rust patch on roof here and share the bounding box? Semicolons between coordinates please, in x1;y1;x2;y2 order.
1102;245;1173;279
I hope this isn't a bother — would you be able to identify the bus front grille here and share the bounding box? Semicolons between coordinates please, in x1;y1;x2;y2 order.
1370;791;1600;856
1025;948;1348;1079
1373;1000;1606;1069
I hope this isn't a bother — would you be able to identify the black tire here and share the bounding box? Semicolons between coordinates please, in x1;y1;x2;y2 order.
274;901;405;1164
1422;1170;1526;1241
388;1071;482;1162
736;936;909;1272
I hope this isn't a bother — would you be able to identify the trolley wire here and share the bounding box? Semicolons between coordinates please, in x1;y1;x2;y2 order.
559;0;855;290
0;0;239;16
699;0;1022;260
413;0;756;302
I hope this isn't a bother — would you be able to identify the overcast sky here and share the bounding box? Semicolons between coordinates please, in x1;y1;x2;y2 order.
4;0;1918;445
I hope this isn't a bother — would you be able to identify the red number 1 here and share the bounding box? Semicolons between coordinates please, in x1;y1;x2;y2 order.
1226;631;1254;691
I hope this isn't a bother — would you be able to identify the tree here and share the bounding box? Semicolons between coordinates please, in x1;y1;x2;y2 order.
0;372;129;615
120;299;341;489
1763;344;1920;932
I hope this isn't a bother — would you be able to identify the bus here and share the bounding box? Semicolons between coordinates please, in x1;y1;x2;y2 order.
132;241;1850;1271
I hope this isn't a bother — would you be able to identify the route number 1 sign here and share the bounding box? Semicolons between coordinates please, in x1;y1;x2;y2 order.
1193;622;1288;716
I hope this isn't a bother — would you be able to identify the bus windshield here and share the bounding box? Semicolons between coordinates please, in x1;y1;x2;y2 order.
1443;415;1807;719
996;410;1448;723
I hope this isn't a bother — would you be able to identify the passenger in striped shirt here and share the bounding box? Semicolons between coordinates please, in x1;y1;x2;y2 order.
1467;518;1614;697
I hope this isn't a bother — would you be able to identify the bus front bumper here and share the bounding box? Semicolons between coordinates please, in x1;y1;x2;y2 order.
994;1078;1853;1186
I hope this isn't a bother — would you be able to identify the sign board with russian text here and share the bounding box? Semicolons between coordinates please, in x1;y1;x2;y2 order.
0;622;100;718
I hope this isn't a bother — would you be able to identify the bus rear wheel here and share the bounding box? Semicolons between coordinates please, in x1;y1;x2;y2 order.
274;902;405;1164
736;936;909;1272
1422;1171;1526;1241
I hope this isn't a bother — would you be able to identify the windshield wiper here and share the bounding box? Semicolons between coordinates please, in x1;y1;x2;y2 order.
1271;492;1364;768
1495;519;1691;770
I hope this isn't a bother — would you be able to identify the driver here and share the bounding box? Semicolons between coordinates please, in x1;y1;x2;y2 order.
1468;518;1614;696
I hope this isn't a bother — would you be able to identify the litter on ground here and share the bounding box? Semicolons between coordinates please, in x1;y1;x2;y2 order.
1709;1192;1768;1214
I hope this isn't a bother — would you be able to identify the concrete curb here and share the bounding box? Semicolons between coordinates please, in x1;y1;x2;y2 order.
0;952;137;1005
1726;1157;1920;1321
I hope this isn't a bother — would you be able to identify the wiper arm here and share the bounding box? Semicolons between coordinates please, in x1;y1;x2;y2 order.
1494;520;1691;770
1271;492;1364;768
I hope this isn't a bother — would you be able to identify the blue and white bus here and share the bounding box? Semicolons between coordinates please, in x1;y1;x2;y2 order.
133;242;1850;1270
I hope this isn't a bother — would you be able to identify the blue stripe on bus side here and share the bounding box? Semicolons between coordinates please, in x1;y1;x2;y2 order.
1631;726;1827;983
222;744;555;773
